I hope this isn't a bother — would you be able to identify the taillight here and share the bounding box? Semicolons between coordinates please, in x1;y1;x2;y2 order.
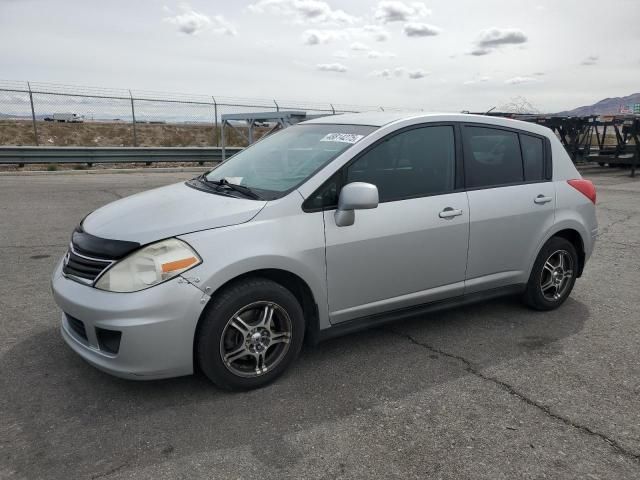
567;179;596;204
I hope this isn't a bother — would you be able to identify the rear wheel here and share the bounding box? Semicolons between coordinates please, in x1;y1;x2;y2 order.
523;237;578;311
196;278;305;390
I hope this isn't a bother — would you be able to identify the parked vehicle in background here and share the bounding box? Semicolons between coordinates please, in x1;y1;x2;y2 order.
51;112;597;390
44;113;85;123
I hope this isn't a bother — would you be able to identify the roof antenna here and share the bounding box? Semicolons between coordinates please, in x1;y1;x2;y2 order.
484;106;496;115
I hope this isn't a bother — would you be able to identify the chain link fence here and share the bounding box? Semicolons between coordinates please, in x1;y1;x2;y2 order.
0;80;400;148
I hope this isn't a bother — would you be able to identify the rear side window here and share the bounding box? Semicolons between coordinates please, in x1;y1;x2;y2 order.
346;125;455;203
463;126;523;189
520;134;545;182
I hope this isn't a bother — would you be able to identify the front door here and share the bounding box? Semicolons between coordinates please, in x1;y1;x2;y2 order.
323;125;470;323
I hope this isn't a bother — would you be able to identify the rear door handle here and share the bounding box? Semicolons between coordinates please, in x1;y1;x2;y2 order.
439;207;463;219
534;195;553;205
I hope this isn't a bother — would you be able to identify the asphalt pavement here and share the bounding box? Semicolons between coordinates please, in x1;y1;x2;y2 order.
1;167;639;479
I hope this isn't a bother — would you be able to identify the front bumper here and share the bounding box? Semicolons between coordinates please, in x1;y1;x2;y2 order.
51;261;208;380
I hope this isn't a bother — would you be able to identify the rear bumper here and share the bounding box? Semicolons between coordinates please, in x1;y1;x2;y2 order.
52;261;207;380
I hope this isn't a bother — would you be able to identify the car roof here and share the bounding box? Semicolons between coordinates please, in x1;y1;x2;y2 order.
303;112;414;126
303;112;552;136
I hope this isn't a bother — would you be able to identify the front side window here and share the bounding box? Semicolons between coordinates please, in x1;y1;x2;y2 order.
303;172;341;211
345;125;455;203
463;126;523;188
205;124;376;199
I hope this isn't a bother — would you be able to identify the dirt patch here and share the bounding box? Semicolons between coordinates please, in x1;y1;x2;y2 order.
0;120;267;148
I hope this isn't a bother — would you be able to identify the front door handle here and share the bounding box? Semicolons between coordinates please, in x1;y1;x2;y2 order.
439;207;463;219
534;195;553;205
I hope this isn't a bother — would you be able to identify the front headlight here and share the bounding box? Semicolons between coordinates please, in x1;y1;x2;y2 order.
95;238;201;293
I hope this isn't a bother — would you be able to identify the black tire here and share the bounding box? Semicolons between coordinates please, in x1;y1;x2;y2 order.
523;237;578;311
196;277;305;390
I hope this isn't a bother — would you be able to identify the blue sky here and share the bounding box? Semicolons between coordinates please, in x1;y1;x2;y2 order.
1;0;639;112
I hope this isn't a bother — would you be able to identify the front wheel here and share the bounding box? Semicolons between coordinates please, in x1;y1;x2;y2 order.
196;278;305;390
523;237;578;311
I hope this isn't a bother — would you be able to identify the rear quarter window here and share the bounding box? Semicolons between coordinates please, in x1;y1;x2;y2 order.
520;134;545;182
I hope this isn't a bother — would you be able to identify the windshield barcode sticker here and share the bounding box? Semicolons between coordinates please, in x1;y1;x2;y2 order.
320;133;365;144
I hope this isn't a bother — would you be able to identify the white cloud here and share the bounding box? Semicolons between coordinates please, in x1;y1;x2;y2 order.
211;15;237;36
248;0;359;26
303;25;392;46
326;9;358;25
410;2;431;17
367;50;396;58
403;22;441;37
374;1;431;23
504;76;539;85
347;41;395;59
407;69;428;79
164;9;210;35
470;48;491;56
332;50;349;58
581;55;599;66
370;69;392;78
394;66;407;77
317;63;348;72
350;42;371;51
164;7;236;36
470;27;527;55
302;29;346;45
303;25;393;47
464;76;491;85
389;66;427;79
361;24;391;42
477;28;527;47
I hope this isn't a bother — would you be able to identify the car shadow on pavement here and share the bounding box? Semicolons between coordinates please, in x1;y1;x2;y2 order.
1;296;588;478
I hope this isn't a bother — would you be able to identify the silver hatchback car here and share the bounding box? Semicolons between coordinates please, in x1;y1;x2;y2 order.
52;113;597;390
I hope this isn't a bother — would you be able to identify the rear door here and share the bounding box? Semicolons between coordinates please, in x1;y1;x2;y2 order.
462;125;555;293
319;124;470;323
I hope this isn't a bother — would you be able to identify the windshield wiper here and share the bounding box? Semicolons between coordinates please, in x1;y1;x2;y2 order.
200;176;261;200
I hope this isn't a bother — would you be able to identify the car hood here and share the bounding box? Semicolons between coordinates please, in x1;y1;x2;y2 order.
82;181;267;244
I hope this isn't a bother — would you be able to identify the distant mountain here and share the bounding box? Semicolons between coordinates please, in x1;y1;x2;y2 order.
557;93;640;116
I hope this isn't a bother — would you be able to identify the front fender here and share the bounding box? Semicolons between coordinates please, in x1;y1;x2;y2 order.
178;212;329;330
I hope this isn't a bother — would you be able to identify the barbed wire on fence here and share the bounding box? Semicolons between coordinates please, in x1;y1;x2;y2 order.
0;79;404;148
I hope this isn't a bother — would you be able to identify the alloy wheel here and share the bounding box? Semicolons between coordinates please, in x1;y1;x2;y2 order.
219;301;292;378
540;249;574;302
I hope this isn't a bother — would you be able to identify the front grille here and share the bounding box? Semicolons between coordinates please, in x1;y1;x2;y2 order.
66;314;87;341
62;244;113;284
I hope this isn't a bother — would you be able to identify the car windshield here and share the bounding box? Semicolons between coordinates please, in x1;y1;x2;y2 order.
205;124;377;199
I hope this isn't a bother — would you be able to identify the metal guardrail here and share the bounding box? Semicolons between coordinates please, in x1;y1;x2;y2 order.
0;146;243;166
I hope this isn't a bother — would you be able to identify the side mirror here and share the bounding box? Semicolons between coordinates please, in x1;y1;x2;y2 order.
334;182;379;227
